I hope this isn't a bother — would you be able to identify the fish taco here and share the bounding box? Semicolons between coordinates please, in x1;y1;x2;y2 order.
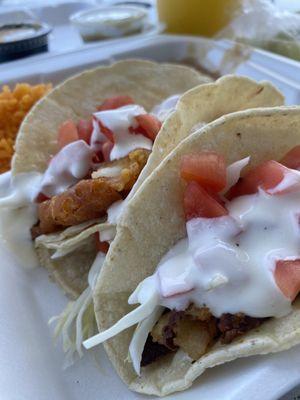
9;59;210;361
84;106;300;396
9;60;283;362
12;60;209;298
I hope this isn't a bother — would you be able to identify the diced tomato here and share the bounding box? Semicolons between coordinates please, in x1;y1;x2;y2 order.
206;188;226;206
98;120;114;143
275;260;300;301
184;181;228;221
135;114;162;141
180;152;227;192
281;145;300;170
227;160;286;199
102;140;114;162
57;120;79;150
77;119;93;144
97;95;134;111
35;192;50;203
94;232;110;254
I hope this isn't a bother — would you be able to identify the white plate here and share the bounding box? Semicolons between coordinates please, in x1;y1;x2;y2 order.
1;34;300;400
1;243;300;400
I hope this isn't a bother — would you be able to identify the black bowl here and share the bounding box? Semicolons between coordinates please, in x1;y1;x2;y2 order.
0;22;52;62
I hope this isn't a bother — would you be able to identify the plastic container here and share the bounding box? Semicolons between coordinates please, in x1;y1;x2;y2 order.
1;33;300;400
0;2;160;58
0;22;51;61
1;34;300;105
70;6;148;41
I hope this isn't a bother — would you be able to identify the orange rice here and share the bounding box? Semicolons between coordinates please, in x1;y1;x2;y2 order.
0;83;52;173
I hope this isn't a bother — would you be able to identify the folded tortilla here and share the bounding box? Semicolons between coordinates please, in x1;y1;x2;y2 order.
11;60;283;300
11;60;209;298
94;106;300;396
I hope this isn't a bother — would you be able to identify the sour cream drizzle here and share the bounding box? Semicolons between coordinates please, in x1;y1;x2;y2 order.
41;102;164;198
93;104;152;160
40;97;176;198
0;105;151;267
40;140;95;197
0;95;179;269
83;164;300;353
90;117;106;152
134;184;299;318
0;172;43;268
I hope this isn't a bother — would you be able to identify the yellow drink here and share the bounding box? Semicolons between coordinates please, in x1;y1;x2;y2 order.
157;0;241;37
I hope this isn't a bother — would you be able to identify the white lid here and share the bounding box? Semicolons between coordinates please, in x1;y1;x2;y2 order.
70;6;147;28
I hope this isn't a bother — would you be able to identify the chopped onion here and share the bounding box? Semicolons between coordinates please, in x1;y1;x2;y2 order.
222;156;250;194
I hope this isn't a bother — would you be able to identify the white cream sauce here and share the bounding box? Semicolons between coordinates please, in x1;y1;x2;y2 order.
132;184;300;319
40;140;95;197
0;171;11;196
90;116;106;152
0;172;43;269
0;172;42;207
268;170;300;194
0;205;39;268
0;96;171;272
93;104;152;161
151;94;180;122
83;166;300;354
41;100;168;197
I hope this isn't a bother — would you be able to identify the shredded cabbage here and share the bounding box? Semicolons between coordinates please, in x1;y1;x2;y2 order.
51;240;89;259
128;306;164;375
35;221;114;259
49;252;105;367
83;289;159;349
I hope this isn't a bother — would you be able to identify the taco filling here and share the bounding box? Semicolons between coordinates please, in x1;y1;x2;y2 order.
84;145;300;374
31;94;180;243
19;93;182;365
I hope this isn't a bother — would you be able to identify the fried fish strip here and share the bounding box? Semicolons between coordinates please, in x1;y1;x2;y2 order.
93;148;150;194
35;149;150;236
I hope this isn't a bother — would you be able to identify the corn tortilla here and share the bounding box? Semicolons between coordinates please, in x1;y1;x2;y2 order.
95;106;300;396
